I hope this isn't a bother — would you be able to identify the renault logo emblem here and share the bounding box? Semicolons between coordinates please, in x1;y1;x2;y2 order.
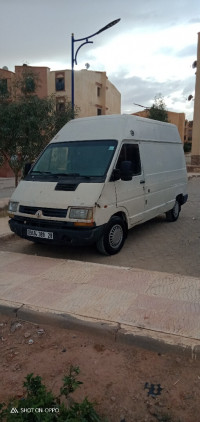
35;210;43;218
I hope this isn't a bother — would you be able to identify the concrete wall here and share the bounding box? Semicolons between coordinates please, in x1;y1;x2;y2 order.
167;111;185;143
15;65;50;99
106;79;121;115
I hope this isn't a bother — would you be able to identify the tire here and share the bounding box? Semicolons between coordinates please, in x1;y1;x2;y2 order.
96;217;127;255
166;199;181;222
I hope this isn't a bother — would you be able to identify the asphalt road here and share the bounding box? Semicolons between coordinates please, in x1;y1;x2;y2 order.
1;177;200;278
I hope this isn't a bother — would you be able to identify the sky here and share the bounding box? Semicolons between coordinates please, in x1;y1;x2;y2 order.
1;0;200;120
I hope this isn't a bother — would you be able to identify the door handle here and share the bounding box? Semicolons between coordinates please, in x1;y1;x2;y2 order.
140;180;145;184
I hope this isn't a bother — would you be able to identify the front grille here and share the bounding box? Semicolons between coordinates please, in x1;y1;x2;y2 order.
19;205;68;218
14;216;75;229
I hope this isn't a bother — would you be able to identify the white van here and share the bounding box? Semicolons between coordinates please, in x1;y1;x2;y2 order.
8;114;188;255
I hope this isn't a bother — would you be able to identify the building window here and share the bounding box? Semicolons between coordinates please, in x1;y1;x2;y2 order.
97;86;101;97
25;76;35;93
0;78;8;96
97;108;102;115
56;74;65;91
56;97;65;112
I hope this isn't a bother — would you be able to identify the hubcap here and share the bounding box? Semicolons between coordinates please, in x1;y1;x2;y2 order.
109;224;123;249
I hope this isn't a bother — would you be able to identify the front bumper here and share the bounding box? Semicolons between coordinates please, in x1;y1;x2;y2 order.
9;216;105;246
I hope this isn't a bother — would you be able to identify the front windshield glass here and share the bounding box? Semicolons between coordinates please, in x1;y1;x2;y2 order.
31;140;117;179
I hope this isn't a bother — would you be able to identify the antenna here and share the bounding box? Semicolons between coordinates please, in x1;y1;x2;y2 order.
133;103;150;109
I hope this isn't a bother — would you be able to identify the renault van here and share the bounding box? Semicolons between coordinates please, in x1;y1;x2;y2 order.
8;114;188;255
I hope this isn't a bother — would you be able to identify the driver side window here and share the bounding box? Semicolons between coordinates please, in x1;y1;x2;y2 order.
116;144;141;176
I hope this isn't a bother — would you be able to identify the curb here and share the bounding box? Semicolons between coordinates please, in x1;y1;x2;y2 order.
188;174;200;179
1;300;200;359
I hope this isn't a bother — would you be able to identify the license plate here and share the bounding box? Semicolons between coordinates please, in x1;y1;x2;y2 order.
27;229;53;240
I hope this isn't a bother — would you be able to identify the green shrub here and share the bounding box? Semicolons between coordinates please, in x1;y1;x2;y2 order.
0;366;106;421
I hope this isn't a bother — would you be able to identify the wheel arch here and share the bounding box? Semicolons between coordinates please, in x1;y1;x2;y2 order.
176;193;185;206
109;211;128;235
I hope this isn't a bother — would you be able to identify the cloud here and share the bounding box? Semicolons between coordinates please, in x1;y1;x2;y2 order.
0;0;199;121
177;45;197;57
188;17;200;24
110;73;195;118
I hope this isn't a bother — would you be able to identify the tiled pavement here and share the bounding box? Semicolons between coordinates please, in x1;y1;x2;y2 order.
0;175;200;355
0;249;200;356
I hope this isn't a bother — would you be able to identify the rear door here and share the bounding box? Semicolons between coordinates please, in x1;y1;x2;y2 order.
114;142;146;226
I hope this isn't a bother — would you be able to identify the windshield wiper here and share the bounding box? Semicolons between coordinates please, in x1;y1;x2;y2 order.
52;173;94;179
52;173;81;177
30;172;102;179
31;171;53;175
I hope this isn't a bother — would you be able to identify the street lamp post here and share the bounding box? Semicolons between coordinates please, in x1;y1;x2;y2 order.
71;18;120;117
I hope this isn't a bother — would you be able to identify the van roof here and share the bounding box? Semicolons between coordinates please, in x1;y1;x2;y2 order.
51;114;181;144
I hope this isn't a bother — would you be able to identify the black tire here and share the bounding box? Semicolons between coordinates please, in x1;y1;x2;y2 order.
96;217;127;255
166;199;181;222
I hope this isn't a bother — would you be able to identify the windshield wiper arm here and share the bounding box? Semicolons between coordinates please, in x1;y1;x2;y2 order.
31;171;53;175
52;173;81;177
55;174;102;179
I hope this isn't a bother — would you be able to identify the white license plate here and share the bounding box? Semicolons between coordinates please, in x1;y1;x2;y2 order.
27;229;53;240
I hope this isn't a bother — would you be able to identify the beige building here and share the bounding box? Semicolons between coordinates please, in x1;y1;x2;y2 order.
0;65;121;177
132;109;185;143
191;32;200;166
184;120;193;144
0;65;121;117
47;68;121;117
15;65;50;99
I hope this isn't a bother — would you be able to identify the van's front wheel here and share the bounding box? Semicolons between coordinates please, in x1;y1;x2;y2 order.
96;217;127;255
166;199;181;222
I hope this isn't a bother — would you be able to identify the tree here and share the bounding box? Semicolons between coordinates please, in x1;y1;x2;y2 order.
148;94;168;122
0;70;77;185
54;100;79;134
0;96;54;185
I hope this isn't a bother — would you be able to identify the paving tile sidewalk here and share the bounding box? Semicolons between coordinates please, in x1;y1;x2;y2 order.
0;249;200;356
1;173;200;355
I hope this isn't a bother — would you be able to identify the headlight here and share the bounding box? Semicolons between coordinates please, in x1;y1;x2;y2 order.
69;208;93;220
8;201;19;213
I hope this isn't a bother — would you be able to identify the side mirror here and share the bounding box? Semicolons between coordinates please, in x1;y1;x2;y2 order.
120;161;133;181
110;168;121;181
23;163;32;177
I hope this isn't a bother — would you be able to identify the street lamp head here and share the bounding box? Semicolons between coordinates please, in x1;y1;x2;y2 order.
96;18;121;35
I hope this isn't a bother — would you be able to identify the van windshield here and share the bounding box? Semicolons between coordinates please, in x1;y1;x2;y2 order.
30;140;117;181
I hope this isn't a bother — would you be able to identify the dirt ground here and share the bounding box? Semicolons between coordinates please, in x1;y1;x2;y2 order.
0;314;200;422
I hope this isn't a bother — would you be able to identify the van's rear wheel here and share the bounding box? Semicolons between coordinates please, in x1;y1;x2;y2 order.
96;217;127;255
166;199;181;222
